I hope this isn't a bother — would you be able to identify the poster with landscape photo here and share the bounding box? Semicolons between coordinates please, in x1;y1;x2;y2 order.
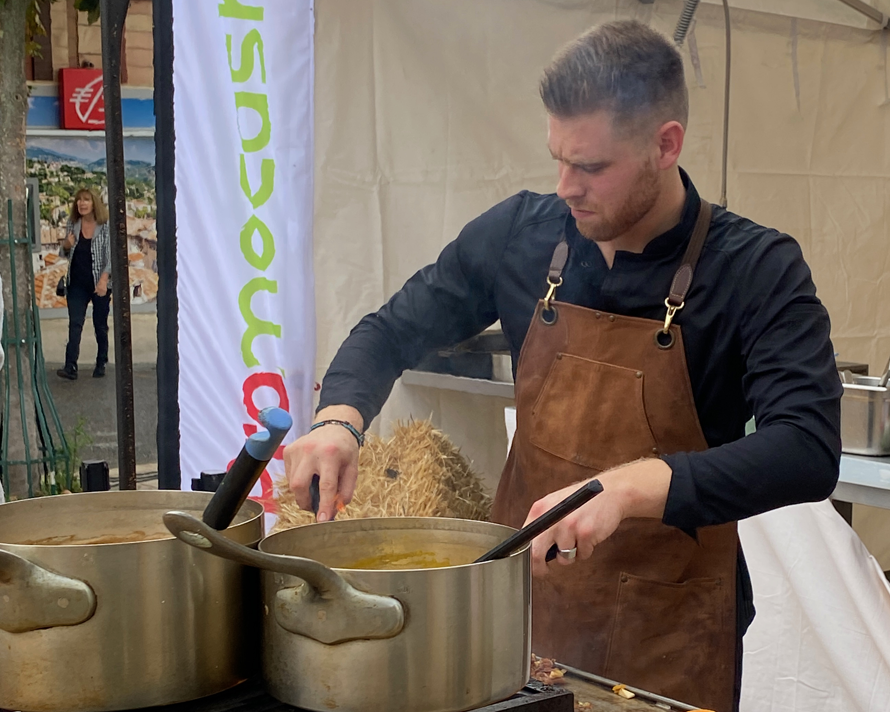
26;136;158;309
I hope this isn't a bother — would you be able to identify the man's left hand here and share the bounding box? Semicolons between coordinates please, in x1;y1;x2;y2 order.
96;283;108;297
523;458;673;578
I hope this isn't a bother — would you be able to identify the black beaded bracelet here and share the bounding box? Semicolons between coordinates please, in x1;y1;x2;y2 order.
309;419;365;447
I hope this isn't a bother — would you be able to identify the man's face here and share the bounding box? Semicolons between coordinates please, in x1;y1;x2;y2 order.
548;112;661;243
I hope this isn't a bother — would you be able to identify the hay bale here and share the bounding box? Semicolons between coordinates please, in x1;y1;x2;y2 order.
274;419;492;532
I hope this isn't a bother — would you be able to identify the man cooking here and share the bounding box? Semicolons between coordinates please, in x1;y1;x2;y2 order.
284;20;842;712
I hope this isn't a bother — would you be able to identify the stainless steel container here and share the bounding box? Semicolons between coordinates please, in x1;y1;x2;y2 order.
166;514;531;712
491;353;515;383
841;376;890;456
0;491;264;712
261;518;530;712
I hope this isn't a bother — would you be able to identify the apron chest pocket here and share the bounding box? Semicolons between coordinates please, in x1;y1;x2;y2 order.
529;353;659;471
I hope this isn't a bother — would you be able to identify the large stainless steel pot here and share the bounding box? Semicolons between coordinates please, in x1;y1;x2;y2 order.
165;514;531;712
0;491;264;712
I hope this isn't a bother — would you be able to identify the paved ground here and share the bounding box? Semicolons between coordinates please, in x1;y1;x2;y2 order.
40;310;159;367
41;311;160;469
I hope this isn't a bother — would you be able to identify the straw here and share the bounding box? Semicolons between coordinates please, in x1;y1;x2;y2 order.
273;419;492;532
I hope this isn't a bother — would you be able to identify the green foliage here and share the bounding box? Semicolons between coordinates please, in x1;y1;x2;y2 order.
18;0;102;61
74;0;100;24
61;416;92;490
25;0;49;58
35;416;92;496
23;0;100;57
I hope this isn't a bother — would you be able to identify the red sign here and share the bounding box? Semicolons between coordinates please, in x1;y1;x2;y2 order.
59;68;106;130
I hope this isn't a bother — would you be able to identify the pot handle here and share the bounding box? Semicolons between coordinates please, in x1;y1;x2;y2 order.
0;549;97;633
163;511;404;645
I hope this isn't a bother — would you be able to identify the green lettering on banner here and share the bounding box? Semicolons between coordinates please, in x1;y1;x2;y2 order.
223;2;283;373
240;214;276;271
235;92;272;153
218;0;264;21
239;155;275;209
226;30;266;83
239;277;282;368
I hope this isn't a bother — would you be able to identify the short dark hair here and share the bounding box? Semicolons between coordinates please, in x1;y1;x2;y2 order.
540;20;688;136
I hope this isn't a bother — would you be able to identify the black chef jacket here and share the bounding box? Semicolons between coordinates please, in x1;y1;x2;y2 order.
318;169;843;629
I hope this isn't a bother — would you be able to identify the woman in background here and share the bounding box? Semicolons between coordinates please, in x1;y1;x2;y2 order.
57;188;112;380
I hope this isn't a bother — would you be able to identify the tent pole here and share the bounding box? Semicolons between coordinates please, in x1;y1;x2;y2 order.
836;0;889;27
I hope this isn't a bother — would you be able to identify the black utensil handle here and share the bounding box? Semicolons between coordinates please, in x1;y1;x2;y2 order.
202;407;292;530
310;474;320;515
202;449;267;530
309;474;338;521
475;479;604;563
545;544;559;562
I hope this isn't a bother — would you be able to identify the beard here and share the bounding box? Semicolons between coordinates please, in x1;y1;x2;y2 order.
571;160;661;243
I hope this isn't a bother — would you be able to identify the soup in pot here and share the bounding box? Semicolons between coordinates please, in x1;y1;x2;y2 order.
16;531;172;546
342;550;456;569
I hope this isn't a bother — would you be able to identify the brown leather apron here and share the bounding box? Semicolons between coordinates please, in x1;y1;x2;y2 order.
492;200;738;712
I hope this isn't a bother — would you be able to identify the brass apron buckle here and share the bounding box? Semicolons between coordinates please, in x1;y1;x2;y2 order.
655;298;684;349
662;298;684;333
541;276;563;325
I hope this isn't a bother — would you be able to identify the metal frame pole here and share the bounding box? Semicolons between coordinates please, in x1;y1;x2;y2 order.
153;0;181;490
100;0;137;490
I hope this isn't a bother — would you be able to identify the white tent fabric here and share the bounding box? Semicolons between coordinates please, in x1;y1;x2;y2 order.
739;500;890;712
314;0;890;489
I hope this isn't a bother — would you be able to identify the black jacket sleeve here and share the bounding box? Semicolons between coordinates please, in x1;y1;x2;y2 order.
317;194;525;428
662;231;843;530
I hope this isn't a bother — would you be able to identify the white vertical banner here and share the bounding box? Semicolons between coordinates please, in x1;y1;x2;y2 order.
173;0;315;514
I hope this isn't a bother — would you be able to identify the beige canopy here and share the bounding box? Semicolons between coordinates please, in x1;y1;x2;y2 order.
313;0;890;484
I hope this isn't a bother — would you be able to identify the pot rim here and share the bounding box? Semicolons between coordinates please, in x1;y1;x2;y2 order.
261;516;529;572
0;490;264;549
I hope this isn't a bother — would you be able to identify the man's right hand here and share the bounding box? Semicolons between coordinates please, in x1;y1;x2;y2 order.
283;405;364;523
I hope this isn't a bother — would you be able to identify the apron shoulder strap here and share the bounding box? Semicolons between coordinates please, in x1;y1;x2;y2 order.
667;198;712;308
545;198;713;313
548;240;569;282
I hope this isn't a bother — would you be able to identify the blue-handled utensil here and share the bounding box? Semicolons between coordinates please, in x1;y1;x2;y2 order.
202;407;293;530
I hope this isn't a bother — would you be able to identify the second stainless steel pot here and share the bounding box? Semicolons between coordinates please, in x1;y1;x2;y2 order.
166;515;531;712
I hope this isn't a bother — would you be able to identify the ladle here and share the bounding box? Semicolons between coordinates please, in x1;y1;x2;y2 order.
475;479;603;563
